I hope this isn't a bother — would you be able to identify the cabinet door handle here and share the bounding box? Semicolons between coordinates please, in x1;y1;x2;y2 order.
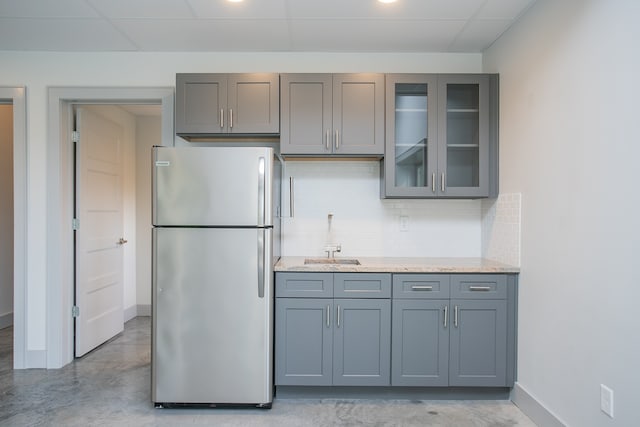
289;177;295;218
326;305;330;328
454;305;459;328
335;129;340;150
443;305;448;328
441;173;446;192
326;129;330;150
220;109;224;128
432;173;436;193
230;109;233;128
469;285;491;291
411;285;433;291
336;304;341;328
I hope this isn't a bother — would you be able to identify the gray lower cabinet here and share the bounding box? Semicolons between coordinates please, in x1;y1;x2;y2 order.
176;73;279;137
280;73;385;156
449;299;507;386
277;272;516;390
392;273;515;388
275;298;333;386
275;272;391;386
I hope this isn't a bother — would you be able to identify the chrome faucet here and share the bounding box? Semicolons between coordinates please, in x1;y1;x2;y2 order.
324;244;342;258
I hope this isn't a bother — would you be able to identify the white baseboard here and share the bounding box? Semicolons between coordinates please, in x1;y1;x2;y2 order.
123;305;137;322
136;304;151;317
124;304;151;322
511;383;566;427
0;312;12;329
25;350;47;369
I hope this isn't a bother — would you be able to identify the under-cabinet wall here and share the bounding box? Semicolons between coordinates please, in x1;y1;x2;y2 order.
282;160;483;258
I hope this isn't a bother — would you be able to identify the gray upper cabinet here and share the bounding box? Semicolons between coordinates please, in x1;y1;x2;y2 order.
383;74;497;198
280;74;385;156
176;73;279;137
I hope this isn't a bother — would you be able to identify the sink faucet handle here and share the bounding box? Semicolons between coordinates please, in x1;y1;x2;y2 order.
336;245;341;253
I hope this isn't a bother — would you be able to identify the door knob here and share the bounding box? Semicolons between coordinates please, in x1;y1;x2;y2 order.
117;238;128;245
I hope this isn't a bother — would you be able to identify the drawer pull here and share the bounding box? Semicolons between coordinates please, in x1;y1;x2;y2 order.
411;285;433;291
469;285;492;291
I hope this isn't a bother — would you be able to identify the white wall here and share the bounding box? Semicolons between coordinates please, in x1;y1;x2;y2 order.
283;160;482;257
0;51;481;362
0;104;13;327
484;1;640;426
135;115;161;310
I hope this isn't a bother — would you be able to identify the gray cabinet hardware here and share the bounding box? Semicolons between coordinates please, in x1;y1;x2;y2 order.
444;305;448;328
469;285;492;291
441;173;446;192
289;177;295;218
337;304;341;328
220;109;224;128
432;173;436;193
411;285;433;291
454;305;458;328
326;305;331;328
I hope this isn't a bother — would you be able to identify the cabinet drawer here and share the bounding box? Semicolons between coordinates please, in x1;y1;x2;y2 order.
450;274;507;299
392;274;450;299
334;273;391;298
276;273;333;298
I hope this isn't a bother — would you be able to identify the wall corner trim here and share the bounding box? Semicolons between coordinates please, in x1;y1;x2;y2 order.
511;383;566;427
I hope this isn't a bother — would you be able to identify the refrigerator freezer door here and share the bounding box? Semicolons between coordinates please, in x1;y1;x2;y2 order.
153;146;273;227
152;227;273;405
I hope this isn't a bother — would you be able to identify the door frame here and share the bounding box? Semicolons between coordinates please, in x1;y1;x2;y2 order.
47;87;174;368
0;87;27;369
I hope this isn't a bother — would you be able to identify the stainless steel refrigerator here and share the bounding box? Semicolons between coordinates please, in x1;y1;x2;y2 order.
151;146;281;408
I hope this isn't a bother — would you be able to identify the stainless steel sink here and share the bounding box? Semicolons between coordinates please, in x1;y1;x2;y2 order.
304;258;361;265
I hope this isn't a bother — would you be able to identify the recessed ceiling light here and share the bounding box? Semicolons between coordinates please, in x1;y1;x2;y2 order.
378;0;398;4
227;0;243;3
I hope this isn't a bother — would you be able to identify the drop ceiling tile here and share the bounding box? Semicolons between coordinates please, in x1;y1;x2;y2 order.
475;0;537;19
289;19;467;52
449;19;513;51
187;0;288;19
0;17;137;50
88;0;194;19
112;19;291;51
0;0;99;18
287;0;485;20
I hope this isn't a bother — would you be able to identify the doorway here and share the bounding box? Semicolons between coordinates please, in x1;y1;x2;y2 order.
0;103;13;370
72;105;162;357
0;87;25;369
47;88;174;368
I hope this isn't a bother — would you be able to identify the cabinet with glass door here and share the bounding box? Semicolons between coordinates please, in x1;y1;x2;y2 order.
383;74;496;198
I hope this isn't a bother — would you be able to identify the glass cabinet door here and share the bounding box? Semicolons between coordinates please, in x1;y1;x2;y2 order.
384;75;437;197
438;75;489;197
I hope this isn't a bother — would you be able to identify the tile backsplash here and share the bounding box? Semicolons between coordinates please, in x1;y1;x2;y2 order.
281;161;483;258
481;193;522;266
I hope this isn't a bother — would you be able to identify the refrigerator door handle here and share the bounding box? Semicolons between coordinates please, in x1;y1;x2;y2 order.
257;229;265;298
258;157;265;226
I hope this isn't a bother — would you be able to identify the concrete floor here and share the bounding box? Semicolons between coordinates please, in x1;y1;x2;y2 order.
0;318;536;426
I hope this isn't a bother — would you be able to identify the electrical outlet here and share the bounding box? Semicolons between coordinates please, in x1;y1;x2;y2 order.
600;384;614;418
399;215;409;232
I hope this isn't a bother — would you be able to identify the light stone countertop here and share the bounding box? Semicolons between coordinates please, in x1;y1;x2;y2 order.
275;256;519;273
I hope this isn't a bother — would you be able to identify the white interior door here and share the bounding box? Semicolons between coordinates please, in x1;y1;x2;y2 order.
75;107;125;357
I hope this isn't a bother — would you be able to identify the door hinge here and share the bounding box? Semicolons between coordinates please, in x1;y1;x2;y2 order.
72;131;80;143
72;218;79;230
72;306;80;318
